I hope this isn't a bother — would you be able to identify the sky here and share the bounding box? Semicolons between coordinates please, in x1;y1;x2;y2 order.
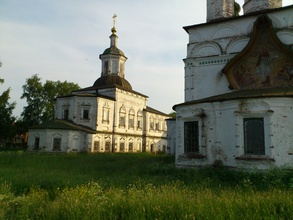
0;0;292;117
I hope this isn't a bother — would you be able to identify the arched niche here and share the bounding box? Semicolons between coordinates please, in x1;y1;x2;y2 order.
189;42;222;58
211;24;239;39
226;37;250;54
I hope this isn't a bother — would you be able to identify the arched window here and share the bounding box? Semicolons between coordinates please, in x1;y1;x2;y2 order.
128;108;135;129
103;61;108;75
137;110;142;129
119;138;125;152
149;116;154;130
119;105;126;128
128;139;133;152
102;102;110;124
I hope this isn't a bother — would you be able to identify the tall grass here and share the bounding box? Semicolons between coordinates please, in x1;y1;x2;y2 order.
0;152;292;219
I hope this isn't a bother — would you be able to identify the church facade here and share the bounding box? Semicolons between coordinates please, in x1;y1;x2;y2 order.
174;0;293;169
27;18;170;153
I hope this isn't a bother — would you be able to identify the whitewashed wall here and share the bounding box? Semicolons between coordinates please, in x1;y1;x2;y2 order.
184;9;293;102
176;97;293;169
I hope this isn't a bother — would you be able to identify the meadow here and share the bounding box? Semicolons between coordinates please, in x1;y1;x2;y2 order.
0;151;293;219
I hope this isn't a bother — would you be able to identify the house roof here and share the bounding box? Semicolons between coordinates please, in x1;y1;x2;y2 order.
29;120;97;134
173;87;293;110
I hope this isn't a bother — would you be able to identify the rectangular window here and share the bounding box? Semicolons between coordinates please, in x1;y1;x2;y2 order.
119;116;125;127
94;141;100;152
83;109;89;119
150;122;154;130
137;120;141;129
34;137;40;150
64;110;69;120
129;143;133;152
105;141;110;152
53;138;61;151
104;61;108;75
155;122;160;131
244;118;265;155
184;121;199;153
120;143;125;152
129;118;134;129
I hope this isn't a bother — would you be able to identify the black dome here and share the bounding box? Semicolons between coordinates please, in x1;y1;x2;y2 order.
93;75;132;91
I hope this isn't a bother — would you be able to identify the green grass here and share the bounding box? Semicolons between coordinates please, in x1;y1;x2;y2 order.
0;151;293;219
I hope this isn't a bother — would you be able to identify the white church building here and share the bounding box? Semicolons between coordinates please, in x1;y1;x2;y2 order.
27;17;170;153
173;0;293;169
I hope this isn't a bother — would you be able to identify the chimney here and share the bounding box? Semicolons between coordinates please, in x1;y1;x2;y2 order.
207;0;234;22
243;0;282;14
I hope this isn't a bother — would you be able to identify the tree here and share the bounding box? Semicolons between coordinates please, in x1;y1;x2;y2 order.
168;112;176;119
20;74;80;129
0;78;16;145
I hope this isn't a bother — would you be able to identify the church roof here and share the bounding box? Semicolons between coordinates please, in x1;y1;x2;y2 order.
29;120;96;134
93;75;132;91
173;87;293;110
101;46;125;56
56;92;116;101
145;106;170;117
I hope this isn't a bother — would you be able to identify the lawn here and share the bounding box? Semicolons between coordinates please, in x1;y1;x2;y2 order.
0;151;293;219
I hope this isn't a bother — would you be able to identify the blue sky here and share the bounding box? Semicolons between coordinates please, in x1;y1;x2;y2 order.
0;0;292;117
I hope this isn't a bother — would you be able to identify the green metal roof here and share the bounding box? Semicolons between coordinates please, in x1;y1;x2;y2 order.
173;87;293;110
29;120;97;134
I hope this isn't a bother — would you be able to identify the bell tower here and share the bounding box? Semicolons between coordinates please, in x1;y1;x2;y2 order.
206;0;234;22
99;14;127;78
243;0;282;14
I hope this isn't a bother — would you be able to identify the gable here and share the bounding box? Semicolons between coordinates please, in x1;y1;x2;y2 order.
223;14;293;90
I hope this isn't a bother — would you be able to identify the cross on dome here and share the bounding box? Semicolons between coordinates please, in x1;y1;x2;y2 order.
112;14;117;34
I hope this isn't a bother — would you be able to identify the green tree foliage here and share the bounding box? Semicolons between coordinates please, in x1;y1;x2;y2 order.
21;74;80;129
168;112;176;119
234;1;241;16
0;78;16;145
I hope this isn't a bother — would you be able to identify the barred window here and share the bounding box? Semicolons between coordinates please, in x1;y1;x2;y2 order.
244;118;265;155
184;121;199;153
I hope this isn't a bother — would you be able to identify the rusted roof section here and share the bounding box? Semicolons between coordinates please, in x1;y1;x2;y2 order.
144;106;170;117
173;87;293;110
29;120;97;134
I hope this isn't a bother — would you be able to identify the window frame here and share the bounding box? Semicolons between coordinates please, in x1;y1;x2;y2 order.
94;141;100;152
243;117;265;155
119;105;126;128
63;109;69;120
34;137;40;150
184;121;199;154
128;108;135;129
53;138;61;151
